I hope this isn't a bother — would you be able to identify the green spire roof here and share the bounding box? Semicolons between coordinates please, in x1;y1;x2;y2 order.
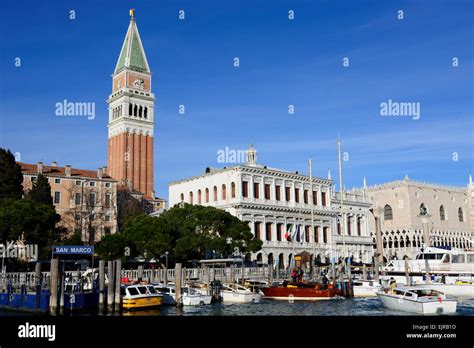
114;17;150;74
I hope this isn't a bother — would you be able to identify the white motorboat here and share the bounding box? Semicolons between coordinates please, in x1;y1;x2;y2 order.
412;279;474;298
153;284;212;306
384;247;474;276
153;284;176;305
352;279;382;297
377;287;457;315
181;286;212;306
221;283;261;303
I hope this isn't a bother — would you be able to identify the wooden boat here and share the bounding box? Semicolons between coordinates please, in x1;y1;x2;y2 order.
377;287;457;315
121;285;163;310
261;281;343;300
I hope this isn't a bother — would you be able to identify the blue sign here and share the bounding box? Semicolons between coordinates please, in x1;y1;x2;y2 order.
52;245;94;255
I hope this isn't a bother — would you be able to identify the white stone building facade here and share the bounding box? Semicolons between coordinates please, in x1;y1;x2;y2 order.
359;176;474;260
168;148;373;267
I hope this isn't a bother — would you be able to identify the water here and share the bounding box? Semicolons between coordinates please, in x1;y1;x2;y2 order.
1;298;473;317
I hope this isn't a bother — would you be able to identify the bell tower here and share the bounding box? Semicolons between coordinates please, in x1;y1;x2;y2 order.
107;9;155;198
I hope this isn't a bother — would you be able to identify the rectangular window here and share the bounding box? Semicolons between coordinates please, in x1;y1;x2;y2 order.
276;223;282;241
266;223;272;241
105;182;111;188
75;192;81;205
89;182;96;187
305;226;310;243
54;178;61;184
285;187;291;202
54;191;61;204
105;214;111;222
314;226;319;243
312;191;317;205
89;193;96;208
337;221;341;235
323;227;328;243
275;185;281;201
104;227;111;236
255;222;261;240
347;219;351;236
304;190;308;204
295;188;300;203
264;184;271;200
75;213;81;221
253;183;259;199
31;177;37;183
242;181;248;198
105;193;111;208
322;192;326;206
75;180;81;186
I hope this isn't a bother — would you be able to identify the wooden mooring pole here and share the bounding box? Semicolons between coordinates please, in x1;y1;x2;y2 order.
59;261;65;315
35;262;42;310
404;257;411;286
114;259;122;312
107;260;115;313
99;260;105;314
175;263;182;307
49;259;59;315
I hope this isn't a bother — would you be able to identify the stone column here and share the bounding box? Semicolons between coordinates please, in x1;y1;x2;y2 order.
370;206;384;280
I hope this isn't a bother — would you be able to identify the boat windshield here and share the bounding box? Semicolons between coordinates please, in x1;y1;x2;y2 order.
147;286;157;294
416;254;445;260
413;289;441;297
137;286;147;295
127;287;139;296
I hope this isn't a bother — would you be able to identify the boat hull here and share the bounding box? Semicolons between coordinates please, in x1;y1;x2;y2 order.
122;296;162;310
262;285;342;301
377;293;457;315
222;291;261;303
182;295;212;306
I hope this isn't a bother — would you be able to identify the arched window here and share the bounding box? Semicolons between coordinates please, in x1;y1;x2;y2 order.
231;182;236;198
213;186;217;202
222;184;226;200
129;104;132;116
139;105;142;117
439;205;446;221
180;193;184;202
189;191;193;204
205;188;209;203
144;107;148;119
134;104;138;116
384;205;393;220
458;207;464;222
197;189;202;204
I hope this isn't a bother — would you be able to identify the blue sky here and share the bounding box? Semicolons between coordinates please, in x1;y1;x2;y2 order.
1;0;473;199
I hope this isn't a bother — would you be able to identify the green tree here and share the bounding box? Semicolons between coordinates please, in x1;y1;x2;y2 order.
0;198;60;259
27;174;53;205
0;148;23;200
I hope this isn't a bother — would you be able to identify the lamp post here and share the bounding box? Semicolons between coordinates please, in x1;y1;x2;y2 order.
418;205;432;284
370;205;384;281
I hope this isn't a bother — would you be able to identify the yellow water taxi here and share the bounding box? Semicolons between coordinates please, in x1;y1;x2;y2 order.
121;284;163;310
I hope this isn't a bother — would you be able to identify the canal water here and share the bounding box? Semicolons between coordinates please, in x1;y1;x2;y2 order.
1;298;473;316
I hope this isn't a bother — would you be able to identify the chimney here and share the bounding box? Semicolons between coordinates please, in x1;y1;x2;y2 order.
52;161;58;167
65;165;72;177
97;167;103;179
37;162;43;174
102;166;108;175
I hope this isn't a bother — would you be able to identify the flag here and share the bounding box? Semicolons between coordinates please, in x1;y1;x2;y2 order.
285;224;291;241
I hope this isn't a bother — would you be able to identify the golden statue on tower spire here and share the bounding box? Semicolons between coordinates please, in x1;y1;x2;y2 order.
130;8;135;19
